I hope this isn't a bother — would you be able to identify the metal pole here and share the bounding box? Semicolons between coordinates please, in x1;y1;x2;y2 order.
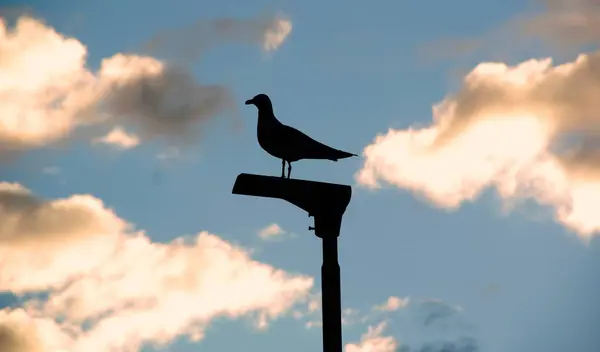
321;236;342;352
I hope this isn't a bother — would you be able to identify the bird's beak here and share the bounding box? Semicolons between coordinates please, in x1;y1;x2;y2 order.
245;99;254;105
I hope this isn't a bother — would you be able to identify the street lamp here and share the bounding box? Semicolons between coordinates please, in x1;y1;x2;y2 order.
232;173;352;352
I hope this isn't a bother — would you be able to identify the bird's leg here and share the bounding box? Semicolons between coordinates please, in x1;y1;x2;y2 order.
281;159;286;178
287;162;292;179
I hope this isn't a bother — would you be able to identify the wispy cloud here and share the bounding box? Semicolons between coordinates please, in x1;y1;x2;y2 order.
93;126;140;150
144;14;292;62
421;0;600;62
290;291;476;351
258;223;293;241
345;321;399;352
373;296;410;313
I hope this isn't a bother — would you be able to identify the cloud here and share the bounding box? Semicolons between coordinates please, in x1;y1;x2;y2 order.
144;14;293;62
517;0;600;48
301;292;323;328
422;0;600;61
301;295;410;330
295;291;363;329
0;14;292;155
300;294;475;351
357;50;600;241
258;223;288;241
93;126;140;149
345;321;399;352
0;182;126;292
373;296;410;313
0;16;95;152
0;183;314;351
400;299;478;352
356;298;478;352
98;54;233;145
415;299;465;328
0;309;47;352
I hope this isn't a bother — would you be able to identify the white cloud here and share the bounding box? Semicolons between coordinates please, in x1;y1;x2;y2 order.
0;17;95;152
307;293;321;313
262;15;293;52
302;292;323;328
357;51;600;241
373;296;410;312
0;183;314;351
341;308;362;325
345;321;399;352
258;223;288;241
93;126;140;149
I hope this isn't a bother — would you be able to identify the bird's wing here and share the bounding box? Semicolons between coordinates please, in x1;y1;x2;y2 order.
280;124;341;160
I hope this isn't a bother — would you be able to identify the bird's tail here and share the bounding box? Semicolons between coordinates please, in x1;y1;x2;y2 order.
329;149;358;161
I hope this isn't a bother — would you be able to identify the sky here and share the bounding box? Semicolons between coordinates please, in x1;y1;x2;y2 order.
1;0;600;351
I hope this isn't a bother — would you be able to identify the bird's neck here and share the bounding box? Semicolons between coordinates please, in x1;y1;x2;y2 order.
257;107;279;125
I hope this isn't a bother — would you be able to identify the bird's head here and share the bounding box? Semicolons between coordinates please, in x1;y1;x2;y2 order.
244;94;272;110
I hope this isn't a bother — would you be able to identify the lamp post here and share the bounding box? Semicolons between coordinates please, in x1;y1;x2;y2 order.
232;173;352;352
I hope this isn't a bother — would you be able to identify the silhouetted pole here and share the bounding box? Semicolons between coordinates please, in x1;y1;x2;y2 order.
232;173;351;352
318;225;342;352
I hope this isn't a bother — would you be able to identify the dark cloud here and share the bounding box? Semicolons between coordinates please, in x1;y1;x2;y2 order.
0;183;124;247
419;300;462;327
379;299;480;352
99;14;291;146
103;63;234;145
0;312;43;352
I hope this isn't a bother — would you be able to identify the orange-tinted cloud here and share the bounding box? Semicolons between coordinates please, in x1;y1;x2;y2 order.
358;52;600;240
0;184;313;351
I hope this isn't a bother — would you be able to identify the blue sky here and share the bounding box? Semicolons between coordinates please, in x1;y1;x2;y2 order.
2;0;600;351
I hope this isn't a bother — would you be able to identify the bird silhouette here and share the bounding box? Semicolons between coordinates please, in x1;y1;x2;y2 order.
245;93;357;178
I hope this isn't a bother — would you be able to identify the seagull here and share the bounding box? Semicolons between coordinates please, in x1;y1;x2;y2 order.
245;93;357;179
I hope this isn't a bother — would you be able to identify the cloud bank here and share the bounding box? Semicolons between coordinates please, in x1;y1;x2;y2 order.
0;183;313;351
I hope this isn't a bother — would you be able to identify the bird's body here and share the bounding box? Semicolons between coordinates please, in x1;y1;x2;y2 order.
246;93;357;178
